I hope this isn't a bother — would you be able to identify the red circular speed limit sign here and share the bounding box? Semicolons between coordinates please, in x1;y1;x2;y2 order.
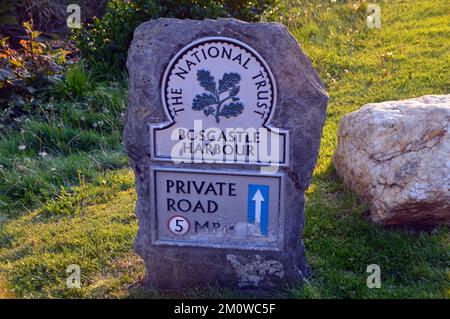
168;216;190;235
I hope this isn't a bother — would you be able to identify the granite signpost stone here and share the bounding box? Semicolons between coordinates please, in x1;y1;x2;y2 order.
124;18;328;289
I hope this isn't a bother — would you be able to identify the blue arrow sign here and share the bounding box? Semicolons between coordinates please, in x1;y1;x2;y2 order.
247;184;270;236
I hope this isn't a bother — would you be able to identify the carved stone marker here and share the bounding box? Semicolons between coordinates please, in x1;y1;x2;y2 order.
125;18;328;289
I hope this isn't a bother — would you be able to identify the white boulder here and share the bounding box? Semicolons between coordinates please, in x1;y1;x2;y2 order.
333;95;450;226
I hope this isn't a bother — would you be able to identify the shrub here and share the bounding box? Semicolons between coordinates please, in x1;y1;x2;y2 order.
73;0;276;76
50;62;91;100
0;21;69;108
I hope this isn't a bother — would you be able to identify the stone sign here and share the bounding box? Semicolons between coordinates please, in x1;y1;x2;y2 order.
125;18;328;289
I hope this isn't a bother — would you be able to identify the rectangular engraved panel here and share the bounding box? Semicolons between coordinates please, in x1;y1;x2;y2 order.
151;167;284;251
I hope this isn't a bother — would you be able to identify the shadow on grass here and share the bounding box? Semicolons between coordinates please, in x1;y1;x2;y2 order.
0;165;447;299
125;280;296;299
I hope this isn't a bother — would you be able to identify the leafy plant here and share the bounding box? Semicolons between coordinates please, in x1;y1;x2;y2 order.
0;20;69;108
50;62;91;100
192;69;244;123
73;0;276;76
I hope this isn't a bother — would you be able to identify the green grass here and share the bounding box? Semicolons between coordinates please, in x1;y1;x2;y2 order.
271;0;450;298
0;0;449;298
0;170;142;298
0;76;128;213
50;63;92;100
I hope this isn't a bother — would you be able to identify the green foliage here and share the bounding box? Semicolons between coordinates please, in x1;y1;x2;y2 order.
0;21;69;108
0;79;128;213
72;0;158;78
72;0;276;75
50;63;91;100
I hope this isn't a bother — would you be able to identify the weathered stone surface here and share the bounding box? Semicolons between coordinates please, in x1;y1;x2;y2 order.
333;95;450;226
124;18;328;289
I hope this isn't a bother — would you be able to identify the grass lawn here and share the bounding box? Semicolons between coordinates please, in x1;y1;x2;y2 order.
0;0;449;298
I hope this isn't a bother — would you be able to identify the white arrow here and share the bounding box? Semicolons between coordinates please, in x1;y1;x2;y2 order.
252;189;265;229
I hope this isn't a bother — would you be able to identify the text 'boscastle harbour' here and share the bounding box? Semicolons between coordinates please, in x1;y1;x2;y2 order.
169;122;283;164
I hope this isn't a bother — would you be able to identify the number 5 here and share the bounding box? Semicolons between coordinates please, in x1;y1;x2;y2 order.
175;219;184;232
